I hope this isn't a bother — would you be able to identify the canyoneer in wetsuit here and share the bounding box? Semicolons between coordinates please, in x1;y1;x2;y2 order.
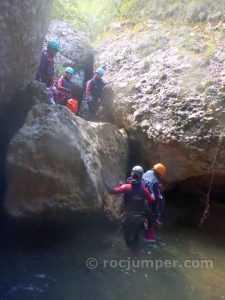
104;166;155;248
79;68;105;120
36;40;60;87
55;67;74;106
142;163;166;242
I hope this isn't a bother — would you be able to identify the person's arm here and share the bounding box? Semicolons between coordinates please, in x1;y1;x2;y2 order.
99;80;106;103
113;184;132;194
85;80;93;99
104;182;132;194
57;77;70;92
144;187;155;204
36;52;48;81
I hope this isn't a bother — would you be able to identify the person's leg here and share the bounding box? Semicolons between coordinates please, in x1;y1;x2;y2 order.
123;214;143;248
156;197;165;225
144;210;156;242
145;226;156;242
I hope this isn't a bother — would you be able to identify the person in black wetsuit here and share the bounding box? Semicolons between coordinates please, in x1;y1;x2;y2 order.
104;166;155;248
79;68;105;120
55;67;74;105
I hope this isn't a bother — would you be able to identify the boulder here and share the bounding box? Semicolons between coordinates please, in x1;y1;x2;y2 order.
4;104;128;218
97;23;225;184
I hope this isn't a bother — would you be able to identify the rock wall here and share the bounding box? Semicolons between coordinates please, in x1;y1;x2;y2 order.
0;1;52;202
97;19;225;184
4;104;128;218
0;1;52;112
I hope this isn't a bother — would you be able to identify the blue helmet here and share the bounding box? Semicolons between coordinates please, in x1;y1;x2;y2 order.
65;67;74;75
96;68;105;76
47;40;60;52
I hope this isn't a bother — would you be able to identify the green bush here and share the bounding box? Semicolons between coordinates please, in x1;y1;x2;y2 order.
53;0;225;40
53;0;122;39
54;63;65;79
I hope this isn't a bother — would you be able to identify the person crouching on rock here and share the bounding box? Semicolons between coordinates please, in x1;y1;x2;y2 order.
55;67;74;106
104;166;155;248
36;40;60;87
79;68;105;120
142;163;166;242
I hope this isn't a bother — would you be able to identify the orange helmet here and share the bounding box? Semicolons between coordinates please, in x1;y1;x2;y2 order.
153;163;166;176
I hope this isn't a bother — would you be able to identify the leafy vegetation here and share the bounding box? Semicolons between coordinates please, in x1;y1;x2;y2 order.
53;0;122;39
54;63;65;78
203;40;217;58
53;0;225;40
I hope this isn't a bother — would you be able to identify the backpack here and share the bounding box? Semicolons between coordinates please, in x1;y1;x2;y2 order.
67;99;78;114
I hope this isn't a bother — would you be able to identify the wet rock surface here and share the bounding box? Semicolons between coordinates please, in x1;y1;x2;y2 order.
4;104;128;218
97;19;225;183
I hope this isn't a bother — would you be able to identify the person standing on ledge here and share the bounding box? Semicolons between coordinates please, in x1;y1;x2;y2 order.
79;68;105;120
55;67;74;106
36;40;60;87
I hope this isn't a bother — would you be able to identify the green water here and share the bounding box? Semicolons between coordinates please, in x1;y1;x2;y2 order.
0;218;224;300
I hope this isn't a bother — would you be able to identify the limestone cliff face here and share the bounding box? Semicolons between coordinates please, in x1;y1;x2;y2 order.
0;0;52;112
97;18;225;183
4;104;128;218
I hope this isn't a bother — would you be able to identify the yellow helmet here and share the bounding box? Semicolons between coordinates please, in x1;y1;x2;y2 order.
153;163;166;176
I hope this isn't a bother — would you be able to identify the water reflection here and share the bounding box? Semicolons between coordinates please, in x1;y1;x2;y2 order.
0;215;224;300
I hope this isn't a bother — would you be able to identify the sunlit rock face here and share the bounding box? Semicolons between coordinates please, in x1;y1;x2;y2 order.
4;104;128;218
97;20;225;184
0;0;52;112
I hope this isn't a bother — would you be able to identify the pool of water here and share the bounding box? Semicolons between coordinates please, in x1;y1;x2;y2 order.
0;216;224;300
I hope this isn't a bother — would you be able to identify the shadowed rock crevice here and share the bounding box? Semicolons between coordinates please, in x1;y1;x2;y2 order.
165;173;225;229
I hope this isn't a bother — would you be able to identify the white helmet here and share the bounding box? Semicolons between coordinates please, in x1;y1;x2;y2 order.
131;165;144;178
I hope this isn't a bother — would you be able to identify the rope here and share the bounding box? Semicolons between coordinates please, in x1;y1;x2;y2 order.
199;134;224;227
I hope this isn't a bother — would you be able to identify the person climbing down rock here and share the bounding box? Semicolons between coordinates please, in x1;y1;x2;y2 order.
142;163;166;242
104;166;155;248
36;40;60;87
79;68;105;120
55;67;74;106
